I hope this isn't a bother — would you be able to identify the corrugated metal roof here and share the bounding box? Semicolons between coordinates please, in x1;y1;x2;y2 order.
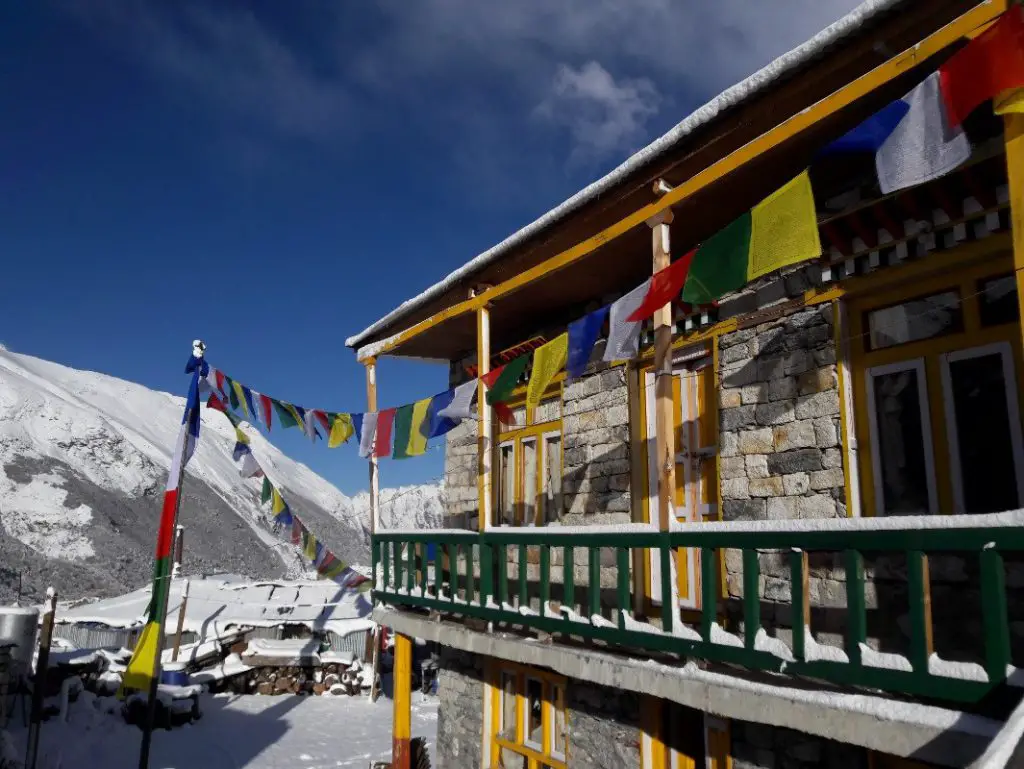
345;0;906;353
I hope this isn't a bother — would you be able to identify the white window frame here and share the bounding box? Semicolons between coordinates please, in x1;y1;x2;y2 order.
939;341;1024;514
865;358;939;516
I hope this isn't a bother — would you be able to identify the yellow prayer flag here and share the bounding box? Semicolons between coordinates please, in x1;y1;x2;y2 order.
406;397;432;457
231;381;249;418
271;487;285;515
119;620;160;695
304;533;318;561
328;413;354;448
234;426;250;445
994;88;1024;116
526;333;568;409
747;170;821;281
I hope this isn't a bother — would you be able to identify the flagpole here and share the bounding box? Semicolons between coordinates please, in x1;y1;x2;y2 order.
137;340;205;769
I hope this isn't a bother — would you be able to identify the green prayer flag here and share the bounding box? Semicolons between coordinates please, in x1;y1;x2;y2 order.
486;355;530;406
226;377;240;410
260;477;272;505
272;399;299;429
391;404;415;460
680;211;752;305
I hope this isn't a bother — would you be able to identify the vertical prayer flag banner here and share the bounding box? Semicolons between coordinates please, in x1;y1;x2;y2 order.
121;353;207;695
375;408;397;458
526;333;568;408
820;100;910;154
357;412;378;458
875;73;969;194
683;171;820;304
437;380;477;421
603;279;651;361
231;381;248;417
242;386;257;421
261;476;272;504
328;413;354;447
406;398;431;456
485;355;529;406
227;378;240;410
567;306;609;379
627;250;696;323
391;403;415;459
940;9;1024;127
425;390;457;439
259;394;273;430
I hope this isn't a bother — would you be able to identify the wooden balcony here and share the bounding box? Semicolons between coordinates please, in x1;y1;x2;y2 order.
372;512;1024;705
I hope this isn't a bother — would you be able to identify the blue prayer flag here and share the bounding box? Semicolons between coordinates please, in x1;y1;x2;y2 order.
567;306;610;379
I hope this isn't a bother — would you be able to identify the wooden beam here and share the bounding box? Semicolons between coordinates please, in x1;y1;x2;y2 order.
365;358;380;534
650;210;676;531
356;2;1002;362
170;579;190;663
1005;114;1024;374
477;303;493;532
392;632;413;769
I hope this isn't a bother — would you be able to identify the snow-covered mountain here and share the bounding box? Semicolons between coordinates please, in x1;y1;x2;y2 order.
0;347;444;603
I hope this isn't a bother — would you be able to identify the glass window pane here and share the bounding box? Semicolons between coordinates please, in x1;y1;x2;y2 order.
525;678;543;749
534;397;560;425
500;672;517;742
522;439;537;526
866;291;961;350
543;434;562;524
871;367;933;515
499;444;515;526
510;405;527;428
979;275;1019;327
948;352;1020;513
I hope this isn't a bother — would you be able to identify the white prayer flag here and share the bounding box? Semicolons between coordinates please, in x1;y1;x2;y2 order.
603;279;651;362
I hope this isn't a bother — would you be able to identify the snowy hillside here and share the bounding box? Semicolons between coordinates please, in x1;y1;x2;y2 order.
0;348;443;602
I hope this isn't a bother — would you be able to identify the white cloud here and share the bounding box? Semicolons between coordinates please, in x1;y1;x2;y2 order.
535;62;660;164
61;0;863;172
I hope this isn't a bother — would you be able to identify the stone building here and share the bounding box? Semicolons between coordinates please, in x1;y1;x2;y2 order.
347;1;1024;766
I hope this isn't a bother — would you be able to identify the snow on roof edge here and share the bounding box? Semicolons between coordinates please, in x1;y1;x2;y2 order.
346;0;904;354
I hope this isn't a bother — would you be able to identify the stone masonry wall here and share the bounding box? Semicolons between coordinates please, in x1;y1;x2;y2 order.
435;647;485;769
731;719;868;769
442;418;478;529
567;680;642;769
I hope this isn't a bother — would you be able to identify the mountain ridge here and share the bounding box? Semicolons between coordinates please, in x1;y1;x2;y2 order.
0;349;443;602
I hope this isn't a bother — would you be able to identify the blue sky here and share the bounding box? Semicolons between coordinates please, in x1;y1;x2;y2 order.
0;0;858;495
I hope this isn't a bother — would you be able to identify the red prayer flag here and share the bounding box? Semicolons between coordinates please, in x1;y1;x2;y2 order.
260;394;273;430
480;365;516;424
291;518;302;546
215;370;227;395
481;364;505;388
939;8;1024;127
207;393;227;413
375;407;397;458
313;409;331;431
627;249;696;322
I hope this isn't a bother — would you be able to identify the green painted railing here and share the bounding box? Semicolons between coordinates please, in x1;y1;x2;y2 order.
372;518;1024;703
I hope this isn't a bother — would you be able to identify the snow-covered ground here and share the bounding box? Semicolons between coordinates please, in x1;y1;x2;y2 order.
4;691;438;769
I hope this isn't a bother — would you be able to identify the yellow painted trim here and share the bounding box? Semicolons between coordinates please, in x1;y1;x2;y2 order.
360;3;1002;361
640;695;665;769
848;247;1019;516
392;633;412;746
1006;114;1024;393
494;738;568;769
834;299;855;518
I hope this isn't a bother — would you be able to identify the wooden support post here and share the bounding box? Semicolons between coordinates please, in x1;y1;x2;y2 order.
366;357;383;704
476;300;493;532
170;579;190;663
171;526;184;579
366;358;380;534
1004;114;1024;371
648;208;676;532
392;632;413;769
25;587;57;769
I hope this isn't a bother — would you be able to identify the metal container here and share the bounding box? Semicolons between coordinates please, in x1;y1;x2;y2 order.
0;606;38;727
0;606;39;670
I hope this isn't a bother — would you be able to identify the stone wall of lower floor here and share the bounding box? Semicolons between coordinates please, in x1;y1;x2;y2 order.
432;646;885;769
